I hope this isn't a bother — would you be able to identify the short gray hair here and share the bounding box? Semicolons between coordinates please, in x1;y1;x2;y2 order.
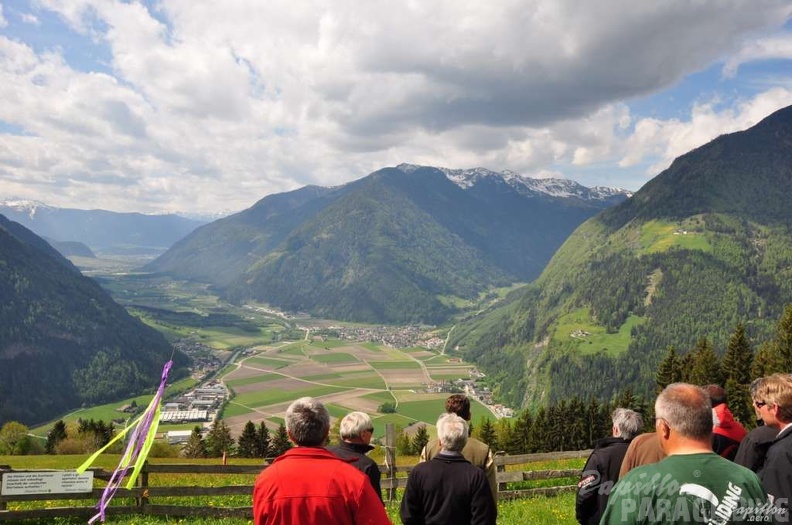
339;411;373;440
436;413;468;452
612;408;642;440
655;383;712;440
285;397;330;447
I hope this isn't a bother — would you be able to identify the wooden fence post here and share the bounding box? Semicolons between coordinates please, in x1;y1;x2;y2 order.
385;423;396;501
0;466;9;510
139;461;150;509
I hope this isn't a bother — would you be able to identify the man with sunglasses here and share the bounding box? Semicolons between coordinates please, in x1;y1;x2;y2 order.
601;383;768;524
754;373;792;523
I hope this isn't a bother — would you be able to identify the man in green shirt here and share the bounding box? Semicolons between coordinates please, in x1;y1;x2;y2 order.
601;383;771;524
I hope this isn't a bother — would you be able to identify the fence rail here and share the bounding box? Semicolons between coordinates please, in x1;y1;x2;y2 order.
0;449;590;520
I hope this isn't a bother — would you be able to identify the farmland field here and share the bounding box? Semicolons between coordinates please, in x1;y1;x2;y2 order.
220;338;496;439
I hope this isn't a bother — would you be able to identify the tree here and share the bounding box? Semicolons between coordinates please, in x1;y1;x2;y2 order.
377;402;397;413
411;425;430;455
475;417;497;450
182;426;207;458
237;421;258;458
688;337;722;386
270;423;292;457
0;421;30;455
45;420;68;454
722;323;755;426
205;419;235;458
655;346;682;392
255;422;271;459
722;323;753;385
395;427;412;456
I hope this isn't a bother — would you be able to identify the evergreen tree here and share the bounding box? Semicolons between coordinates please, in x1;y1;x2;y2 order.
678;352;695;383
270;423;292;457
725;377;752;427
45;420;68;454
688;337;723;386
722;323;753;384
255;422;271;459
182;426;207;458
411;425;430;455
507;410;532;454
395;429;413;456
751;342;780;378
237;421;258;458
776;304;792;371
655;346;682;392
475;417;497;450
205;419;235;458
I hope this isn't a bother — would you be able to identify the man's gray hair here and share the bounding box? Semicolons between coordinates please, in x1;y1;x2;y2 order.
339;411;373;440
436;413;468;452
285;397;330;447
655;383;713;440
612;408;643;440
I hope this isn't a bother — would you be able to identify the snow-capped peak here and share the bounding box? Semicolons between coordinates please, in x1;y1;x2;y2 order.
395;163;631;201
0;198;52;219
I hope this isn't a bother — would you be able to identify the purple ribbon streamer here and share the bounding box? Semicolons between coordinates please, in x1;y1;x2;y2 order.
89;360;173;524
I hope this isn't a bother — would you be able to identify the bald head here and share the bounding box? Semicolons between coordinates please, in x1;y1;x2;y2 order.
655;383;713;441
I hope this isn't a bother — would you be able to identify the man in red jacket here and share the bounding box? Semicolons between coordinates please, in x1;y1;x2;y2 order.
705;384;747;460
253;397;390;525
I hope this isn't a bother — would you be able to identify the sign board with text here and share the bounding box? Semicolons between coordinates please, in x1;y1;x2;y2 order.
1;471;94;496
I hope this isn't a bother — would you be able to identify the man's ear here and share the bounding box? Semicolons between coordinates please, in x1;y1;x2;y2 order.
658;420;671;440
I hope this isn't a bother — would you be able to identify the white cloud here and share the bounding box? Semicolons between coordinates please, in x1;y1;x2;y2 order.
723;35;792;77
0;3;7;28
619;88;792;175
20;13;39;25
0;1;790;212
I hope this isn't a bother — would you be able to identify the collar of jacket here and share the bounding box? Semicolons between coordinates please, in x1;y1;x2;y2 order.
272;446;345;464
593;436;630;449
336;441;375;454
432;451;471;463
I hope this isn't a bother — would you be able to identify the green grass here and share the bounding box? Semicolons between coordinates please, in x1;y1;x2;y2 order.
31;377;197;437
231;385;346;409
311;352;359;363
550;307;645;357
361;391;398;404
245;356;293;368
638;219;713;255
224;373;281;388
367;360;422;370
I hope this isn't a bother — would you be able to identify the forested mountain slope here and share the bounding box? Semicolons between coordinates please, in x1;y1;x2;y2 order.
452;104;792;407
148;165;628;323
0;214;188;426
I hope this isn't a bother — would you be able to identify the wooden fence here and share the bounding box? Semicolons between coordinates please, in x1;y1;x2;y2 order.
0;449;590;521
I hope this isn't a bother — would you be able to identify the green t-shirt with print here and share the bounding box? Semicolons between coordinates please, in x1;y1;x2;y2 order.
600;453;771;524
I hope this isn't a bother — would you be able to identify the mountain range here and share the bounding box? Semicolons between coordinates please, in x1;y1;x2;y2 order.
146;164;630;324
0;200;206;256
0;214;188;426
450;104;792;408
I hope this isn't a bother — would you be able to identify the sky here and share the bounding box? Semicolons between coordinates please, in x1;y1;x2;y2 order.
1;1;791;215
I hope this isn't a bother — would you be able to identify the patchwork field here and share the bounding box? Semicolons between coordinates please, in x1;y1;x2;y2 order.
221;339;493;439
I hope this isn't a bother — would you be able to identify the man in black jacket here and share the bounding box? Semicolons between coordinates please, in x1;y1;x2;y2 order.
754;374;792;523
400;413;496;525
326;411;382;503
576;407;643;525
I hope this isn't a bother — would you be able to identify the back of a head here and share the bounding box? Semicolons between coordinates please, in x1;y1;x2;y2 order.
285;397;330;447
704;384;727;407
655;383;713;441
445;394;472;421
754;374;792;423
437;413;468;452
339;411;373;440
612;408;643;440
